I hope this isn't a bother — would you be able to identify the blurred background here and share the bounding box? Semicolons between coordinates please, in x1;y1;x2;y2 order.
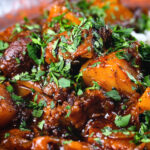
0;0;51;29
0;0;150;30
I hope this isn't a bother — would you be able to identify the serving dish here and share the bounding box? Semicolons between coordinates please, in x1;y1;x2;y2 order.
0;0;150;149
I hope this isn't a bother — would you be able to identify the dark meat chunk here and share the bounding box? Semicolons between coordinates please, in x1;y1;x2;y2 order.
99;27;112;49
0;38;33;77
43;91;114;132
43;82;70;102
83;119;139;150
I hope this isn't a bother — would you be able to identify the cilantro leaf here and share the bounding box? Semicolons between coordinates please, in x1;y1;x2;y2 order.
101;127;112;136
4;133;10;138
87;81;101;90
106;89;121;101
6;85;14;93
38;120;45;130
50;101;55;109
62;140;72;145
19;121;30;131
58;78;71;88
0;40;9;51
115;114;131;127
27;43;42;65
32;109;43;118
139;42;150;62
125;71;137;83
143;75;150;87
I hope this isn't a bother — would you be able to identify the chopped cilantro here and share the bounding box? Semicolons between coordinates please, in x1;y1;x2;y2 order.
24;24;40;30
115;114;131;127
65;105;71;118
77;89;83;96
0;76;6;83
6;85;14;93
91;62;101;67
58;78;71;88
4;133;10;138
19;121;30;131
13;23;23;34
106;89;121;101
27;33;45;65
94;138;102;145
116;51;131;61
0;40;9;51
50;101;55;109
89;132;94;137
38;120;45;130
143;75;150;87
121;105;127;110
11;94;24;105
139;42;150;62
125;71;137;84
16;57;20;64
136;13;150;32
32;109;43;118
101;126;112;136
87;81;101;90
62;140;72;145
24;17;29;23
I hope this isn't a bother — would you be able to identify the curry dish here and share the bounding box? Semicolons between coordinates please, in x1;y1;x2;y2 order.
0;0;150;149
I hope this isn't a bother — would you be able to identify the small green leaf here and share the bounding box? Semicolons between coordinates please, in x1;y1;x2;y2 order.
106;89;121;101
38;120;45;130
77;89;83;96
126;71;137;83
32;109;43;118
19;121;30;131
101;127;112;136
62;140;72;145
50;101;55;109
115;114;131;127
91;62;101;67
6;85;14;93
58;78;71;88
94;138;102;145
13;23;23;34
87;81;101;90
4;133;10;138
0;40;9;51
143;75;150;87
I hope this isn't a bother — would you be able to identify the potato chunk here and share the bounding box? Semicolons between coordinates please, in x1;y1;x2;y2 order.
81;51;138;96
0;84;16;127
93;0;133;24
48;4;80;25
138;88;150;112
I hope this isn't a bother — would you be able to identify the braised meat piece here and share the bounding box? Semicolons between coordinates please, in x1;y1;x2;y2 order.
0;38;33;77
0;84;16;127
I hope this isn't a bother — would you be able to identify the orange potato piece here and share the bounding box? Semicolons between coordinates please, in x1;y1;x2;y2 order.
81;51;138;96
93;0;133;24
64;141;91;150
48;4;80;25
31;136;59;150
0;84;16;127
138;88;150;112
17;81;43;94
